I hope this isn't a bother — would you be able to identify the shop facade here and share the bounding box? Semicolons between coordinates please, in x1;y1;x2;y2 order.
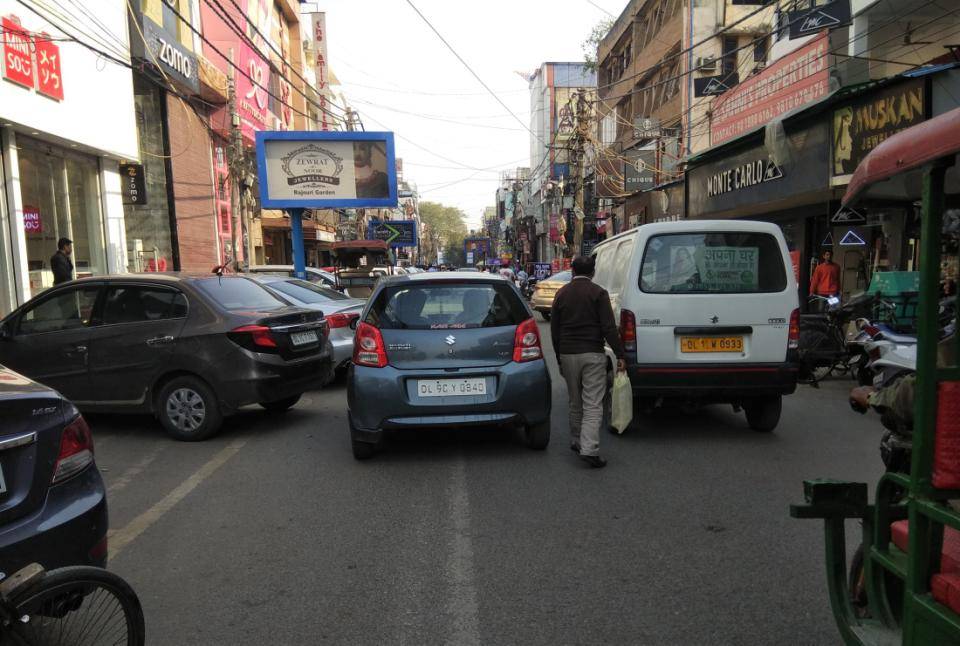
0;1;138;316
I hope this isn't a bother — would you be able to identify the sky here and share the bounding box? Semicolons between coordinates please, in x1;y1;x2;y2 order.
321;0;617;230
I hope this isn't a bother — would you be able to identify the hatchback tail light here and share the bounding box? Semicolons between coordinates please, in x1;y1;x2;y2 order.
620;309;637;353
513;318;543;362
53;415;94;484
788;308;801;349
228;324;279;352
327;312;360;329
354;322;388;368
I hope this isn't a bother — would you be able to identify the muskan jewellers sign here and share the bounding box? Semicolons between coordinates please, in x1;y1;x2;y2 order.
256;131;398;209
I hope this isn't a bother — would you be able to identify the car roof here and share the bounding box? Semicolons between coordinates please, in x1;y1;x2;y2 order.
249;265;327;274
380;271;509;285
593;219;785;248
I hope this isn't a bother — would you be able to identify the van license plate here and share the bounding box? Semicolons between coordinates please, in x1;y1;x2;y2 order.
290;331;318;346
680;336;744;353
417;378;487;397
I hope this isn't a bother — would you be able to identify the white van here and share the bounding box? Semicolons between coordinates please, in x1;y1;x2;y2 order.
591;220;800;431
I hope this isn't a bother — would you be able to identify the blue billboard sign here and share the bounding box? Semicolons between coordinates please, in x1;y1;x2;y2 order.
368;220;418;247
255;131;398;209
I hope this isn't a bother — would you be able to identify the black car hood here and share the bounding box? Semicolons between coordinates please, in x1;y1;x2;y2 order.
0;364;56;398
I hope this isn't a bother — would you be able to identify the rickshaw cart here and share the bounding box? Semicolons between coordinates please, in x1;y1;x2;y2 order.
792;106;960;645
331;240;394;299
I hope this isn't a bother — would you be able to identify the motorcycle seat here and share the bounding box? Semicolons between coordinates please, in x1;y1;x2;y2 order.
873;324;917;344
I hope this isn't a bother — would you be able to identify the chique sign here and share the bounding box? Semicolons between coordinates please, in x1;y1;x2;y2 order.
256;131;398;209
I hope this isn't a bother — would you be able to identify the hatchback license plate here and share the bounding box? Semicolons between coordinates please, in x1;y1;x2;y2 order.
680;336;744;353
417;378;487;397
290;330;318;346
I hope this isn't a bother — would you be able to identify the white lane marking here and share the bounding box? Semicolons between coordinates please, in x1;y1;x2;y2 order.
446;457;480;646
105;445;166;496
108;439;246;559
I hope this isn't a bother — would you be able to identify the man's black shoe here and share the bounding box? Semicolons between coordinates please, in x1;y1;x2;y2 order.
570;443;581;453
580;455;607;468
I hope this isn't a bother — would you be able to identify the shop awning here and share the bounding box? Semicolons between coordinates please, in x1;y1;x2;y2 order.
842;106;960;206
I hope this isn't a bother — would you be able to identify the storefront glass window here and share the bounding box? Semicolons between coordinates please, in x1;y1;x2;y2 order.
125;76;173;272
17;137;106;297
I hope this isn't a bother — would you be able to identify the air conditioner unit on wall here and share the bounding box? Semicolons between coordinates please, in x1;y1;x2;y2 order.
697;56;717;73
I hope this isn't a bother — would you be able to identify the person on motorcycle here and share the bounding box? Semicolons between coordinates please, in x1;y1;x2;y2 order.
850;334;956;434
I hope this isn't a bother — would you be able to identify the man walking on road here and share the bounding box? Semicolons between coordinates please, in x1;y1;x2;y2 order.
550;256;626;468
51;237;74;285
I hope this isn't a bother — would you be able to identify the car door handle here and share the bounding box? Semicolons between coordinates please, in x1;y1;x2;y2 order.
67;345;87;354
146;335;174;346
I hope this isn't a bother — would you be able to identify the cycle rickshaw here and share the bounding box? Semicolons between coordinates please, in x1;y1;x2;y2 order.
792;106;960;645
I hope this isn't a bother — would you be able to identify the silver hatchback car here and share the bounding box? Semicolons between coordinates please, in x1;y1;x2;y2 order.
347;273;552;459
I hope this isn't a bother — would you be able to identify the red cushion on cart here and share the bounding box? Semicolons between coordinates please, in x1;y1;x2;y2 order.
932;574;960;614
934;382;960;490
890;520;960;574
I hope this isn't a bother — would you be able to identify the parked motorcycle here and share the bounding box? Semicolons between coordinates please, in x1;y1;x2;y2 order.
797;293;878;385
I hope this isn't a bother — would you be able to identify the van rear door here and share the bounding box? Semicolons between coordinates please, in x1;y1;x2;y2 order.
631;229;796;364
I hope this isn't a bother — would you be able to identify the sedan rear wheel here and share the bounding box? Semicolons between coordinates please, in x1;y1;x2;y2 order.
157;376;222;441
525;421;550;450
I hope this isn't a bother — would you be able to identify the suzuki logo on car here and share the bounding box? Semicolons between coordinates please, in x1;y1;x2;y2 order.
710;315;720;324
445;335;456;346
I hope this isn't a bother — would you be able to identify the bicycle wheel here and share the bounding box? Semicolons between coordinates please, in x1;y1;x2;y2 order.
7;566;144;646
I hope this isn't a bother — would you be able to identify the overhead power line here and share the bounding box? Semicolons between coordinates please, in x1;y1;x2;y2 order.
403;0;545;146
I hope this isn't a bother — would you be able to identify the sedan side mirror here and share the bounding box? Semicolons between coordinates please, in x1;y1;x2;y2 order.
350;317;360;331
0;321;11;341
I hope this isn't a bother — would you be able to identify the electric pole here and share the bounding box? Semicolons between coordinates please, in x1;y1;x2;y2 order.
227;63;243;271
573;89;588;257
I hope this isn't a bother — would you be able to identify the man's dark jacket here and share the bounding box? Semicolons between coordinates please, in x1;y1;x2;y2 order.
550;276;626;360
50;251;73;284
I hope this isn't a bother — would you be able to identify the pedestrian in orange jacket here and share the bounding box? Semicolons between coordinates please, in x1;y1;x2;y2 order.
810;250;841;297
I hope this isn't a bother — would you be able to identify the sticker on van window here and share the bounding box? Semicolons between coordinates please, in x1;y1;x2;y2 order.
698;247;759;291
649;238;663;252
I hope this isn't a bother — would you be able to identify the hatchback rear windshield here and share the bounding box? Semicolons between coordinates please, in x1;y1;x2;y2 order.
366;283;528;329
640;232;787;294
195;277;286;310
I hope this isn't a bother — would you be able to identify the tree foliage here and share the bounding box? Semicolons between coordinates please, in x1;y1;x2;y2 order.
419;201;469;266
582;18;615;72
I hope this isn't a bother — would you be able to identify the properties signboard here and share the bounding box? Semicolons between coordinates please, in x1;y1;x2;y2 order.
831;78;926;177
368;220;417;247
256;131;398;209
711;31;830;146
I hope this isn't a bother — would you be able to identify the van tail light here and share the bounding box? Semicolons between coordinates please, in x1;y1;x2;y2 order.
788;308;801;349
53;415;94;484
354;321;388;368
228;324;279;352
620;309;637;353
513;318;543;362
327;312;360;329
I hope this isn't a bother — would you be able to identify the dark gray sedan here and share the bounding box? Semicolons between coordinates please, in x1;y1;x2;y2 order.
0;365;107;575
347;273;552;459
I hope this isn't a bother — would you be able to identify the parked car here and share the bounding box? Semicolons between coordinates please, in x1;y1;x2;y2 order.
249;275;364;373
0;365;107;575
347;272;551;459
0;275;333;441
589;220;800;431
248;265;338;289
529;270;571;320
